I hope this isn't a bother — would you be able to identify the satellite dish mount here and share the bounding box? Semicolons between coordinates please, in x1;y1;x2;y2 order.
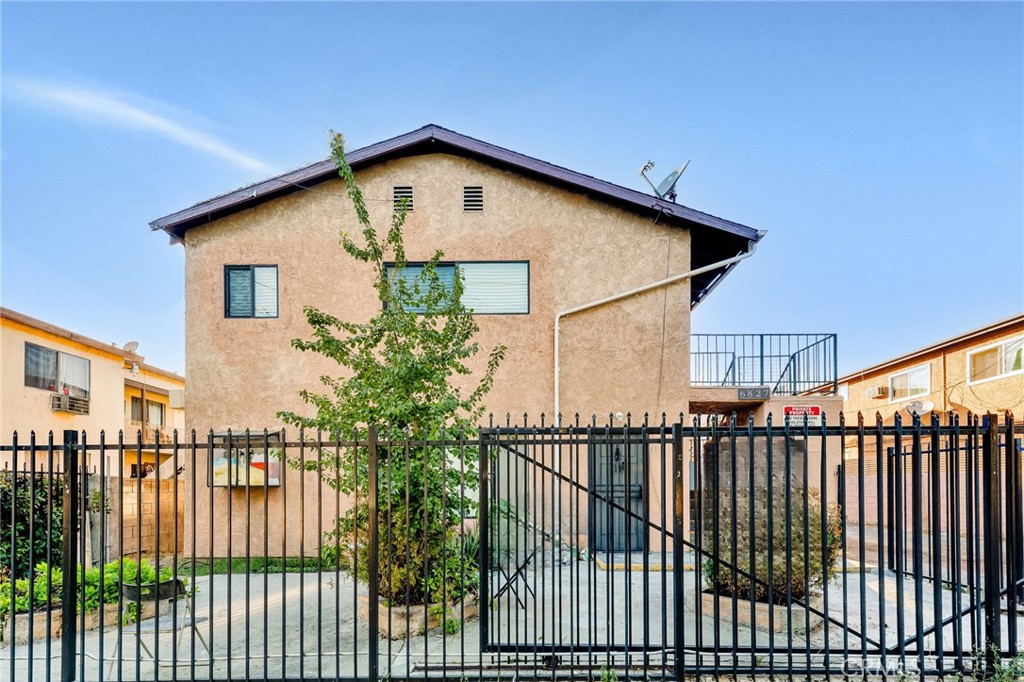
640;159;690;203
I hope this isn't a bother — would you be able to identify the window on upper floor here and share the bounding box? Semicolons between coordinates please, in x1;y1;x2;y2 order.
225;265;278;318
130;396;144;422
147;400;165;427
968;336;1024;384
385;261;529;315
889;364;930;402
24;342;90;399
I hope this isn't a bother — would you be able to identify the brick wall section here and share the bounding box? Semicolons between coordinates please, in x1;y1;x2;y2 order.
109;478;185;558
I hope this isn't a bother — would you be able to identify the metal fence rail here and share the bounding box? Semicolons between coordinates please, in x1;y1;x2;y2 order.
691;333;839;395
0;412;1021;681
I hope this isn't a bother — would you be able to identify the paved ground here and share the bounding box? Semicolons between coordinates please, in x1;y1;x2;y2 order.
2;557;1022;681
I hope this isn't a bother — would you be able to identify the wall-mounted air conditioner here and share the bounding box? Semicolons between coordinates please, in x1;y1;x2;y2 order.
866;386;888;400
50;394;90;415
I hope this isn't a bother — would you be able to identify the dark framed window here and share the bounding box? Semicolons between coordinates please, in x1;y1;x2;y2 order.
24;342;90;398
225;265;278;318
384;261;529;315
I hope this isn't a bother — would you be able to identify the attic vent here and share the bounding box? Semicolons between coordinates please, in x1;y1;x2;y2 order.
463;186;483;212
393;186;413;211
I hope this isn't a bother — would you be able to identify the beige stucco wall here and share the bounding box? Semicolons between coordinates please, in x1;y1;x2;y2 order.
182;152;693;555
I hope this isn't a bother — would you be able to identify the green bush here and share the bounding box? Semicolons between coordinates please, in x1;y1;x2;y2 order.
0;470;65;580
703;487;842;603
0;558;177;624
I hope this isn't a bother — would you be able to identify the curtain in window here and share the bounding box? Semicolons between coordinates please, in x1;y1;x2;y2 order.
59;353;90;398
147;400;164;427
25;343;58;391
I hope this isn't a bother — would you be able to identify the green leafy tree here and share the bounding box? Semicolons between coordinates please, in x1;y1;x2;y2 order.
279;132;505;606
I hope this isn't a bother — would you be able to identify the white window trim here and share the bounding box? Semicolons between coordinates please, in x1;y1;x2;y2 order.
966;334;1024;386
887;363;931;404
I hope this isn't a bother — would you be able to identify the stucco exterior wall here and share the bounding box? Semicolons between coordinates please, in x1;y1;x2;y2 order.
182;152;693;555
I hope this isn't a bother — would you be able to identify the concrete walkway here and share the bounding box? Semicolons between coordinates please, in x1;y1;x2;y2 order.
2;560;1022;681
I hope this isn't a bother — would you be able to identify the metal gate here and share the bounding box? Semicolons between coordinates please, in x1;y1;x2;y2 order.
1;413;1022;680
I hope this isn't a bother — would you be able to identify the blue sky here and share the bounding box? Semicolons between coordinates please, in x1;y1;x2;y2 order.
2;2;1022;378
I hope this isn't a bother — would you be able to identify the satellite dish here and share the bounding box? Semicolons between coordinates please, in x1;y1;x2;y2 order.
639;160;690;202
904;400;935;417
123;341;140;354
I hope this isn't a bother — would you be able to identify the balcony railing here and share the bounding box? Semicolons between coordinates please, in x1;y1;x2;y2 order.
124;420;174;444
691;333;838;395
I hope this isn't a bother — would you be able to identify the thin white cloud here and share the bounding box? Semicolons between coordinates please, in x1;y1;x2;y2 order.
8;79;270;172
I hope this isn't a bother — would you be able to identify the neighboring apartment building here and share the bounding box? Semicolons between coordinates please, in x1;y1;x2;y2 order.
838;312;1024;421
151;124;765;554
837;312;1024;528
1;307;186;475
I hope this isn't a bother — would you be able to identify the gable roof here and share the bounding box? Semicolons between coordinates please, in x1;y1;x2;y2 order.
150;124;764;307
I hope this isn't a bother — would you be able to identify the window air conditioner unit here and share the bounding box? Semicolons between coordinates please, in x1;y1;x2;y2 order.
67;397;90;415
866;386;888;400
50;394;69;412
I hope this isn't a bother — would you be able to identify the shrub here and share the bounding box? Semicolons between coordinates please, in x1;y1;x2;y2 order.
703;487;842;603
0;558;177;625
0;471;65;581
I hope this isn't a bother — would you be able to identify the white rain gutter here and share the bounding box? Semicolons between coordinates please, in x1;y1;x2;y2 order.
553;231;766;419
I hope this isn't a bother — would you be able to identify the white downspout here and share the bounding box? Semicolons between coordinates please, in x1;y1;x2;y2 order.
553;232;765;419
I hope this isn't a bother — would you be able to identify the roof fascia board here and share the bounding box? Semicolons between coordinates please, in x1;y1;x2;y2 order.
837;313;1024;384
150;125;760;244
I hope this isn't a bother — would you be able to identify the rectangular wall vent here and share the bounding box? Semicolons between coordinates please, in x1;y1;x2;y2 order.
393;186;413;211
463;186;483;211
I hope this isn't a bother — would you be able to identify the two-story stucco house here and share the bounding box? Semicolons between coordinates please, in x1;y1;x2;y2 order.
153;125;763;427
151;125;764;555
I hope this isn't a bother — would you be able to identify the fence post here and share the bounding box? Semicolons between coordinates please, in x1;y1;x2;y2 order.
886;447;896;571
982;414;1002;673
478;430;490;654
1014;436;1024;603
671;421;685;679
60;430;78;682
366;425;379;682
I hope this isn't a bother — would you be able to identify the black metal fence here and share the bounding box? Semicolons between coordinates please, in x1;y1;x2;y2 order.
690;333;839;395
1;413;1021;681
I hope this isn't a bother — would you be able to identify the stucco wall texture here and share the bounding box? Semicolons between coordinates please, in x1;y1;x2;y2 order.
183;153;693;556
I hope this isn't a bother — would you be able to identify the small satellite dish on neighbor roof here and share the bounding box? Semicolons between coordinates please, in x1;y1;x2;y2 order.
904;400;935;417
640;160;690;203
123;341;140;354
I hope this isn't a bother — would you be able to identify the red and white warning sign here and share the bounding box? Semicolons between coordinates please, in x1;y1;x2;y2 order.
784;405;822;427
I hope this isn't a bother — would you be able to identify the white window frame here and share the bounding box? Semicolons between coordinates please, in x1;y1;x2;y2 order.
967;334;1024;385
887;363;931;404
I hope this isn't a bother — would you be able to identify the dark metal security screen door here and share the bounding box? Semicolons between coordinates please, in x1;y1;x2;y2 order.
589;437;646;552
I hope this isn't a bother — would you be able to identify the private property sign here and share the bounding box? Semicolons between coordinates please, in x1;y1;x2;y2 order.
784;405;822;427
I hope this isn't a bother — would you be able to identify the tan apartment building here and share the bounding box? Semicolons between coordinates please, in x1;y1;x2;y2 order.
837;312;1024;528
1;307;186;475
151;125;765;555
